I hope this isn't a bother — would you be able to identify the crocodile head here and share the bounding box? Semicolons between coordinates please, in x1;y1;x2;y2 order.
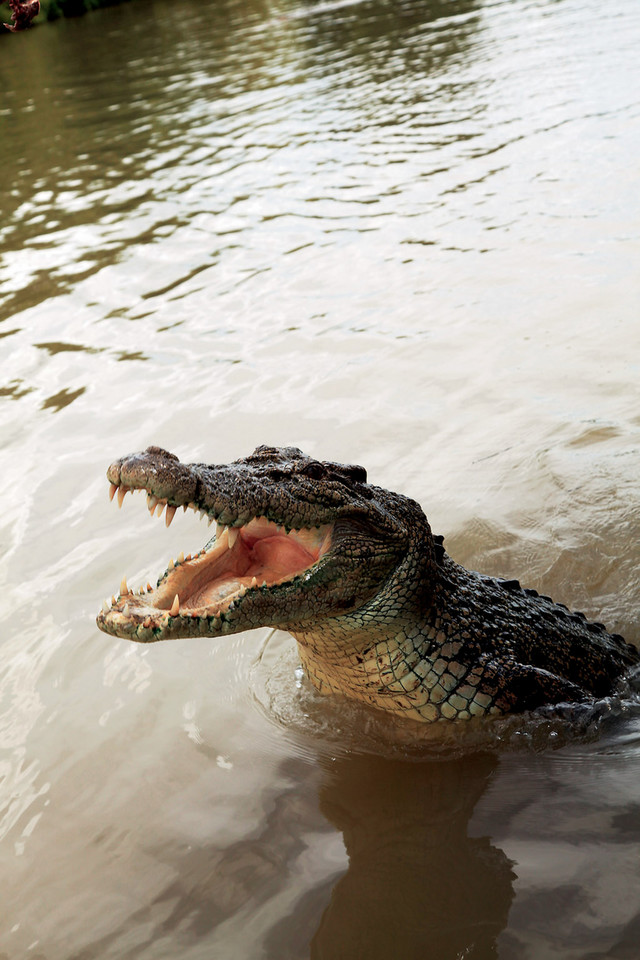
97;445;437;645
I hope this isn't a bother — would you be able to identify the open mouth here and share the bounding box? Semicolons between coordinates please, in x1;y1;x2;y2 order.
98;482;333;638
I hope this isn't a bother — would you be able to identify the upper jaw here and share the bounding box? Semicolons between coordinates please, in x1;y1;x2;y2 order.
105;446;381;531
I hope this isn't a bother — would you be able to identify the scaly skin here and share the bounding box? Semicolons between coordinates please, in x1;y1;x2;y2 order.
97;445;639;722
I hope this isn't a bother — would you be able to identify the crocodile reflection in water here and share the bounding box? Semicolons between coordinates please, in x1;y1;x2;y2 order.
51;745;511;958
266;751;511;960
98;445;638;721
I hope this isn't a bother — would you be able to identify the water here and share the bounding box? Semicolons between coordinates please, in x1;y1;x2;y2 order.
1;0;640;955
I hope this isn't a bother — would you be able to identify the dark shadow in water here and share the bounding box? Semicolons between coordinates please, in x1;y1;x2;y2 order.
265;751;514;960
64;748;511;960
41;385;86;412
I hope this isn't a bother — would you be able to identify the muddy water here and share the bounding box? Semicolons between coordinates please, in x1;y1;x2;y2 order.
1;0;640;955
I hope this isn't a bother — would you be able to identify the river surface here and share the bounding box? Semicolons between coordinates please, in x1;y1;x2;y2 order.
1;0;640;956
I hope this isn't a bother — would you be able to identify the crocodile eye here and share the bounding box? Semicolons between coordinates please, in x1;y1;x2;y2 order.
301;461;325;480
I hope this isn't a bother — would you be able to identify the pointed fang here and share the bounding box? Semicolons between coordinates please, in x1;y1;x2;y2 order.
117;486;128;508
166;505;177;527
228;527;238;549
109;483;118;502
170;594;180;616
120;576;128;596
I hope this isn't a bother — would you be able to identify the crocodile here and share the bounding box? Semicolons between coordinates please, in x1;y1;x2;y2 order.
96;445;639;722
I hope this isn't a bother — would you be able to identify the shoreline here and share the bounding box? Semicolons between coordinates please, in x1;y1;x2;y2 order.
2;0;133;30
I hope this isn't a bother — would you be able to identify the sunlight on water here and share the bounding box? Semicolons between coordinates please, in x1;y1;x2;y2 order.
1;0;639;955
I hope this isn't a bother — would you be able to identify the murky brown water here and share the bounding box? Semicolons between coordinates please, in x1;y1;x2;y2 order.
1;0;640;955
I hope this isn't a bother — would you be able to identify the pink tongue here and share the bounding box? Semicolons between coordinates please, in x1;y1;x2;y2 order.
184;535;316;610
188;579;246;607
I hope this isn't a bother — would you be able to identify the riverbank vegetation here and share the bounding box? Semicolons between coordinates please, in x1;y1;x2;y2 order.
2;0;131;29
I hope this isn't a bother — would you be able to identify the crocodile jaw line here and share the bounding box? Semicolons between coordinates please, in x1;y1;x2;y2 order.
98;484;332;639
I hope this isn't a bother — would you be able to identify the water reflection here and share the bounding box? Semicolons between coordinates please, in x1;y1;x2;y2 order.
41;385;86;411
1;0;639;954
296;0;480;80
310;751;511;960
0;0;483;328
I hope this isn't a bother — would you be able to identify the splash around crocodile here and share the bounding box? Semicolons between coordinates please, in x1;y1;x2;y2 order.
97;445;639;723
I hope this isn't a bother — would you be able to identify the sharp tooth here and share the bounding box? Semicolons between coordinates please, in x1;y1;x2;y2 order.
238;584;246;597
166;505;177;527
262;580;267;588
117;486;128;508
102;599;110;613
109;483;118;502
147;494;158;513
120;576;128;595
199;509;206;520
228;527;238;549
111;595;117;606
182;504;188;513
185;553;192;562
156;502;166;518
216;523;231;547
123;603;131;616
178;552;185;563
251;577;258;588
169;594;180;616
168;558;175;571
147;583;153;592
